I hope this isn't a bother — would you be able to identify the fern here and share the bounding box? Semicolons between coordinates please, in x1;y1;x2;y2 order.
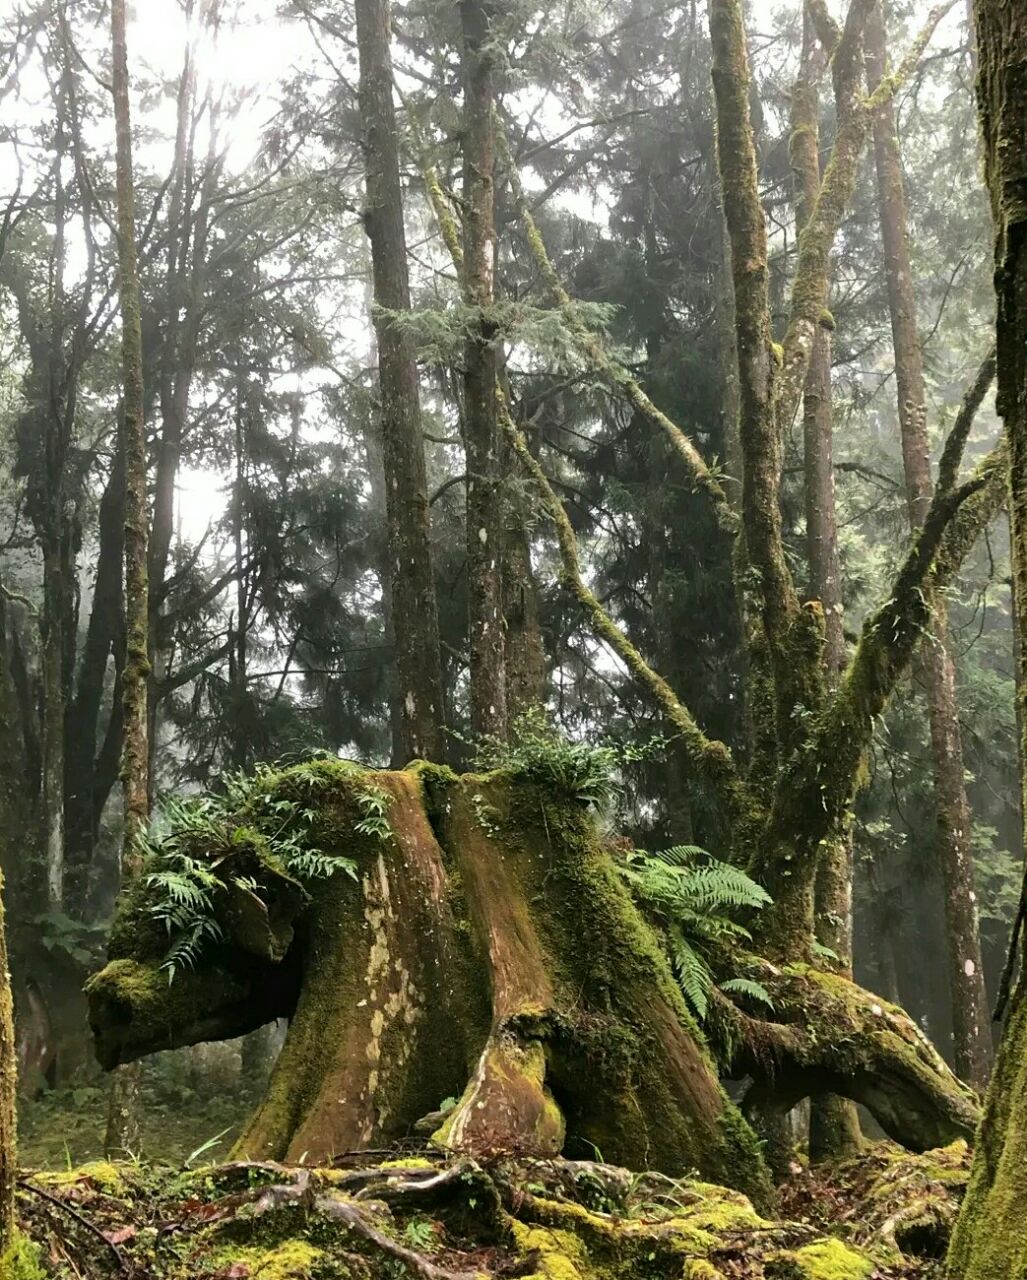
619;844;772;1023
142;761;363;978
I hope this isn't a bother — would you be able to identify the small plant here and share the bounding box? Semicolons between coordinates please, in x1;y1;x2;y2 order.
619;844;773;1021
474;707;622;810
355;783;393;843
402;1218;438;1251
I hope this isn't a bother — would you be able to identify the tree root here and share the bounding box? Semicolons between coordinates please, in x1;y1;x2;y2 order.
721;961;981;1150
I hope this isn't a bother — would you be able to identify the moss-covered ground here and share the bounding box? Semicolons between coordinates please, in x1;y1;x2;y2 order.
10;1140;967;1278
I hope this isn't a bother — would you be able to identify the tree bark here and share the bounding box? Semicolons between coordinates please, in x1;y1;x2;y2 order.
791;20;862;1158
0;870;15;1257
105;0;149;1158
355;0;448;763
866;1;991;1090
948;1;1027;1273
460;0;507;743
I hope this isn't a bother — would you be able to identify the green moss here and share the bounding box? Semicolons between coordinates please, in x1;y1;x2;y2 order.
39;1160;125;1194
511;1223;589;1279
209;1240;324;1279
0;1233;45;1280
767;1240;874;1279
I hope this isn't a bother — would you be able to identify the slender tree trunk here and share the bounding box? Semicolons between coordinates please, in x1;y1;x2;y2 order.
105;0;149;1157
948;2;1027;1272
866;2;991;1090
355;0;448;762
791;22;861;1158
0;870;15;1257
40;558;66;912
460;0;506;742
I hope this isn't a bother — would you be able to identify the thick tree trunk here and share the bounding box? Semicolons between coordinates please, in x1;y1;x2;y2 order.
948;1;1027;1274
866;2;991;1090
105;0;149;1158
460;0;507;742
355;0;448;763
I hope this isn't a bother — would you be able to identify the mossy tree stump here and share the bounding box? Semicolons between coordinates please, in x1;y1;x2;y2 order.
87;762;773;1205
87;760;977;1208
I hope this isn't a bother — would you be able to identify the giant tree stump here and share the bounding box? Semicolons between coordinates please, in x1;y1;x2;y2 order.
87;761;773;1206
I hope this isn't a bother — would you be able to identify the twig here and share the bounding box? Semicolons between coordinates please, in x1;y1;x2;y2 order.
17;1177;130;1272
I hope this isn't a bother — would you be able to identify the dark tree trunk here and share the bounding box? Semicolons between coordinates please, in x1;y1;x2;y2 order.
461;0;507;742
866;2;991;1090
105;0;149;1157
0;870;15;1258
355;0;448;763
948;1;1027;1273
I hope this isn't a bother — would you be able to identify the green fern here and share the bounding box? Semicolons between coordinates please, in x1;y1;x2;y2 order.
141;762;360;979
619;844;773;1022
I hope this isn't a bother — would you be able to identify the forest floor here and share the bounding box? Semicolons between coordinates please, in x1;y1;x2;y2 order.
10;1131;969;1279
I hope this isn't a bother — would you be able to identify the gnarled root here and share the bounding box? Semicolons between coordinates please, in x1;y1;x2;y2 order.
720;961;980;1151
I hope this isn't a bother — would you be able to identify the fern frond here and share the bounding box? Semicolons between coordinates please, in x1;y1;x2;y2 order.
720;977;775;1010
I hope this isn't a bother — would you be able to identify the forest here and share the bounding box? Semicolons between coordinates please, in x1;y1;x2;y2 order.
0;0;1025;1275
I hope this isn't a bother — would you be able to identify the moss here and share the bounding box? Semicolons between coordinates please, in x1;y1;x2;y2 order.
39;1159;125;1194
209;1240;324;1279
377;1157;436;1170
0;1233;45;1280
766;1239;874;1279
511;1223;589;1279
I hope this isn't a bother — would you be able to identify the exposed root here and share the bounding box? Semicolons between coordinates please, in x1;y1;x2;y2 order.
721;961;981;1151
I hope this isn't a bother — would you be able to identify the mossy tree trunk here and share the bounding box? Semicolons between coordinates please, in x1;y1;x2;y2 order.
791;11;862;1161
866;0;991;1092
948;1;1027;1274
105;0;149;1158
89;765;778;1202
88;763;980;1207
355;0;448;764
0;870;15;1256
461;0;507;743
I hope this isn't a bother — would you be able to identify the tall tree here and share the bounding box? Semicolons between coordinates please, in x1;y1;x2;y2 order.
460;0;507;741
355;0;447;763
948;0;1027;1272
866;0;991;1090
104;0;149;1156
791;10;861;1159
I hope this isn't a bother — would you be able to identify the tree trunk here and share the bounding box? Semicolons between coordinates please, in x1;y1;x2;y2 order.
948;2;1027;1274
866;1;991;1090
791;27;861;1161
355;0;448;763
461;0;507;743
0;870;15;1258
105;0;149;1158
